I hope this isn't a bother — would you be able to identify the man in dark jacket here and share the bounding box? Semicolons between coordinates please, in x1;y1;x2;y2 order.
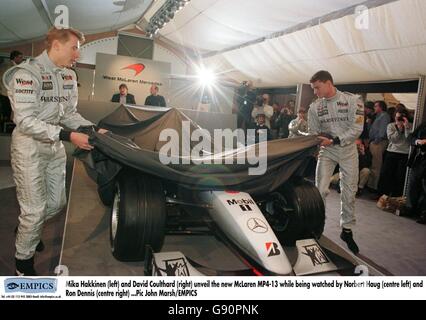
235;81;256;131
356;139;372;196
403;121;426;224
111;83;136;104
360;101;375;142
144;84;166;107
254;112;272;143
273;106;295;139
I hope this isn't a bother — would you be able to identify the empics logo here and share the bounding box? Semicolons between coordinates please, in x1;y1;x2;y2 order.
4;278;57;294
121;63;145;76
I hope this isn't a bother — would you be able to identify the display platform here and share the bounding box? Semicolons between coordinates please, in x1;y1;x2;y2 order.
59;160;387;276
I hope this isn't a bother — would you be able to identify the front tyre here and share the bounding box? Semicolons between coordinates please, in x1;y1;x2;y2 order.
265;178;325;246
110;170;166;261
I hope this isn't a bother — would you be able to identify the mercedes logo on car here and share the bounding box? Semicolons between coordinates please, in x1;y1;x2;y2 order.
247;218;268;233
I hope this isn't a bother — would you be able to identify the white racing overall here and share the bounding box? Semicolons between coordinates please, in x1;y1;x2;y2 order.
308;91;364;229
3;50;93;260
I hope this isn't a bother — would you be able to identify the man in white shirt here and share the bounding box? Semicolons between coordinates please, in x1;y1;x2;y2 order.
252;94;274;128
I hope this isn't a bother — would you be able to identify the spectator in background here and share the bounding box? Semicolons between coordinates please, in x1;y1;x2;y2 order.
376;110;412;209
395;103;411;120
111;83;136;104
145;84;166;107
254;111;272;143
387;106;396;123
262;93;271;107
235;80;256;131
0;51;25;92
367;100;390;192
402;121;426;224
250;96;265;128
0;50;24;128
355;139;373;196
288;108;308;138
252;94;273;128
396;103;407;110
277;107;295;138
287;100;296;114
10;50;24;65
360;101;375;143
270;102;282;139
0;58;11;126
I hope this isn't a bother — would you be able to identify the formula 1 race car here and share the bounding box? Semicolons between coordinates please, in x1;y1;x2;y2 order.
77;105;331;276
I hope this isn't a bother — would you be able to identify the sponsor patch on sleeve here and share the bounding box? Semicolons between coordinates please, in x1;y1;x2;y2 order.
15;78;34;86
61;74;73;81
15;89;36;103
14;75;36;103
15;89;34;94
11;70;37;103
16;96;36;103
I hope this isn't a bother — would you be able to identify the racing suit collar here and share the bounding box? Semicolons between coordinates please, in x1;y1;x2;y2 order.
324;90;340;102
38;50;63;73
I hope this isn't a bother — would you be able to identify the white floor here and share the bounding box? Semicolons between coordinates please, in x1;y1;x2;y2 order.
323;190;426;276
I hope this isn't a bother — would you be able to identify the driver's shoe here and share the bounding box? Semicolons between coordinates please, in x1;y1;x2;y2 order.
340;228;359;254
15;257;37;276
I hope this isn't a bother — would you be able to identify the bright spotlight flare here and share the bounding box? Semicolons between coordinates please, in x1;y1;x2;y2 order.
197;67;216;87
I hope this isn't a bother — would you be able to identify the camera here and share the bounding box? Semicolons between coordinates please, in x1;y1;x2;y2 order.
396;116;403;122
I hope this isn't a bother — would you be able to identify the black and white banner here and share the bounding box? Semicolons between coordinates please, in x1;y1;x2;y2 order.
0;276;424;300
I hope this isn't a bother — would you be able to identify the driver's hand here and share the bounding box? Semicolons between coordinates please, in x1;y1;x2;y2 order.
97;128;109;134
70;132;93;150
318;136;333;147
418;139;426;145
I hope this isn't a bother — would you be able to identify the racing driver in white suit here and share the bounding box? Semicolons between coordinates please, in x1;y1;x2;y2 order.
3;27;106;275
308;71;364;254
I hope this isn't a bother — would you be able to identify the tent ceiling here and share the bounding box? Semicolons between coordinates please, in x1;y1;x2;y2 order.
1;0;424;86
157;0;367;52
201;0;426;87
0;0;152;45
